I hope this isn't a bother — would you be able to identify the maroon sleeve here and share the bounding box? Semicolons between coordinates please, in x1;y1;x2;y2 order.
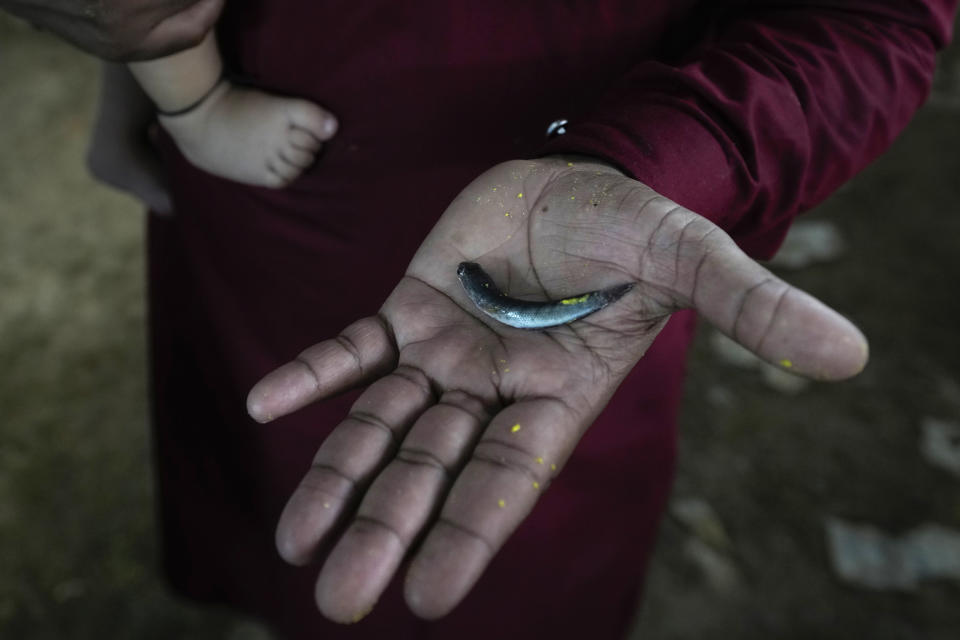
542;1;958;258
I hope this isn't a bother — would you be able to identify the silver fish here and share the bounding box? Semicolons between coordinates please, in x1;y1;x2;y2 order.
456;262;633;329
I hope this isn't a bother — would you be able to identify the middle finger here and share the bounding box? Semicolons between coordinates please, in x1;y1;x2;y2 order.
275;366;434;565
314;389;494;622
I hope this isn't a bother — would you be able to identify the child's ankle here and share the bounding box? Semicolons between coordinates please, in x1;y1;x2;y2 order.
156;73;227;119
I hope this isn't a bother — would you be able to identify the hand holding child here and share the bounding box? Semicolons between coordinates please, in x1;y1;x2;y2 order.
1;0;224;60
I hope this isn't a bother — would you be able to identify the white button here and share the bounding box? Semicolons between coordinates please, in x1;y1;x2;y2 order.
545;119;568;138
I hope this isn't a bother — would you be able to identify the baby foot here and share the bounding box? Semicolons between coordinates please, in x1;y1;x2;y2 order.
159;81;337;188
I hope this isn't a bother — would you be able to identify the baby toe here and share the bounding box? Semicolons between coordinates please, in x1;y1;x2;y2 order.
265;157;297;187
288;127;322;152
288;101;338;141
279;144;316;169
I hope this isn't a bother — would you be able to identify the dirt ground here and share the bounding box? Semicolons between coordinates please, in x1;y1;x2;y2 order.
2;12;959;640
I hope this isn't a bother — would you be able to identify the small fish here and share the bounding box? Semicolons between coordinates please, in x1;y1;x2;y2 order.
456;262;633;329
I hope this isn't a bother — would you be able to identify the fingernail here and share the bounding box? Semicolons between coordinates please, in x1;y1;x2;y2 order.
324;117;338;137
246;393;273;423
349;605;373;624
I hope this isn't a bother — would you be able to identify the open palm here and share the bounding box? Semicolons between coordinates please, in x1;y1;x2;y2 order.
247;156;867;622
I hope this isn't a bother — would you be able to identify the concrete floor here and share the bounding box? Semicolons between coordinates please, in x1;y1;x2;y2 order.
2;11;960;640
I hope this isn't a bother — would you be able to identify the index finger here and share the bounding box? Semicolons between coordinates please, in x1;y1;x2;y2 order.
246;316;397;423
403;396;584;619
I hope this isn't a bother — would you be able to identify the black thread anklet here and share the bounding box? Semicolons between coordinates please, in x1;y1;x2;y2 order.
157;71;227;118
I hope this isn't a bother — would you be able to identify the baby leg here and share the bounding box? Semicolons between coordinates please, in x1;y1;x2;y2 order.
129;31;336;187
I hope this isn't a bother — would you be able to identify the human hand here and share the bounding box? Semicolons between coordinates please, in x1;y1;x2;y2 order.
1;0;223;60
247;157;868;621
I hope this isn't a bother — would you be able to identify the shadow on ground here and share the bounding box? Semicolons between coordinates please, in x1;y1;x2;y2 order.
1;12;959;640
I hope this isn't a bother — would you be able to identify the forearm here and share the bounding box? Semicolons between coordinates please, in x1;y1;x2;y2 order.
127;29;221;112
542;0;958;258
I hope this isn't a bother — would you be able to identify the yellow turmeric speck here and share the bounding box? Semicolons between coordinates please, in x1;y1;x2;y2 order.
533;481;540;489
511;423;521;433
780;359;793;368
570;196;575;200
493;187;497;191
498;499;506;508
567;162;574;167
504;368;510;372
505;212;511;217
350;605;373;623
535;456;544;465
517;192;523;198
550;463;557;471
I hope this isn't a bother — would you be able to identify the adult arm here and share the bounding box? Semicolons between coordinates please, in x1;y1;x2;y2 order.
249;0;957;623
542;0;958;257
0;0;223;60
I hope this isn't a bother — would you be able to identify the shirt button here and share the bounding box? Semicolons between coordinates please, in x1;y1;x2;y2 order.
545;119;568;138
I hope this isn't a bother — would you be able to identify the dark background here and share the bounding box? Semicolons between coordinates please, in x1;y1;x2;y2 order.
1;11;958;639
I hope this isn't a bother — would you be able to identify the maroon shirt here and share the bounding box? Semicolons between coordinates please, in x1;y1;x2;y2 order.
149;2;955;638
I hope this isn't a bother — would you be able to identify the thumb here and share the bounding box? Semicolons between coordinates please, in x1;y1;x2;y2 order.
684;228;868;381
